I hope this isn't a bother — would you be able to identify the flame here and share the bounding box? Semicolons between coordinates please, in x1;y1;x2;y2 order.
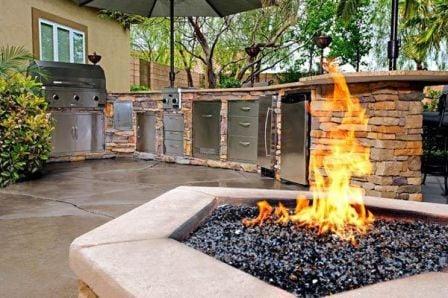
243;62;374;244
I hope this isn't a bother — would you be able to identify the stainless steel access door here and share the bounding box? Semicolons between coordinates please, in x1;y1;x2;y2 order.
51;112;76;155
192;101;221;159
257;95;274;169
136;112;157;153
280;92;310;185
74;113;93;152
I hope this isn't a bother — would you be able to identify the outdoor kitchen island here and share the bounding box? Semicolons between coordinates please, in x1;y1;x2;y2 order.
66;70;448;201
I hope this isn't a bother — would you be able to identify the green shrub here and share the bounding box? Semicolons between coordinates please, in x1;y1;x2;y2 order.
130;84;150;92
0;73;53;187
218;75;241;88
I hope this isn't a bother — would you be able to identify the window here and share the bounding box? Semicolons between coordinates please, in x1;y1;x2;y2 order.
39;19;85;63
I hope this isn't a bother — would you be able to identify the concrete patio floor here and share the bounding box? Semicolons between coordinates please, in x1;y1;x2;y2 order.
0;159;446;297
0;159;301;297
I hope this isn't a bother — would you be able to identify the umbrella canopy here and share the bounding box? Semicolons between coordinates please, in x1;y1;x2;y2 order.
77;0;263;17
76;0;265;87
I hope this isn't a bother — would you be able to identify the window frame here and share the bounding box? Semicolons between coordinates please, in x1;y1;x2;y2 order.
38;18;86;64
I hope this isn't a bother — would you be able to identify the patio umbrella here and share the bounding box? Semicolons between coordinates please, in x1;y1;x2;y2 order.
76;0;266;88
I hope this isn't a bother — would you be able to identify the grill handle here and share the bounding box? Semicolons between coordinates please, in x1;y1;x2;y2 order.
201;114;213;118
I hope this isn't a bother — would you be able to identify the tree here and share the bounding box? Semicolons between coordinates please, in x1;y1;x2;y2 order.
330;0;373;71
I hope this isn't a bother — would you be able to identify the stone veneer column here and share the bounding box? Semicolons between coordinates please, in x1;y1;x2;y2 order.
310;82;423;201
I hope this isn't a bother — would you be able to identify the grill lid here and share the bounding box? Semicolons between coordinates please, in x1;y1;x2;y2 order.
29;60;106;90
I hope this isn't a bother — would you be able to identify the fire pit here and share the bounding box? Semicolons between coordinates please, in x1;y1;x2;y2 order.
184;204;447;296
70;187;448;297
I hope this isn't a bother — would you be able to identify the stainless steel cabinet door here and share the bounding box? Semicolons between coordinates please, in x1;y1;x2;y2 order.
136;112;156;153
192;102;221;159
114;101;133;130
74;113;93;152
280;93;310;185
92;113;105;152
51;112;76;155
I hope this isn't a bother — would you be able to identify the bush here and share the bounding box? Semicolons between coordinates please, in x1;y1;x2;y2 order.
218;75;241;88
130;84;150;92
0;73;53;187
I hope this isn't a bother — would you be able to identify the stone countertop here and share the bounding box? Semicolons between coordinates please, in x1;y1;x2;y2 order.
109;71;448;96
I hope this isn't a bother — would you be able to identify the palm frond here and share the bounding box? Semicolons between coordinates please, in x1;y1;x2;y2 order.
0;45;34;77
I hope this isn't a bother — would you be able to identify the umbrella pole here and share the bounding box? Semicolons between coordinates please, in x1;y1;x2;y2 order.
169;0;175;88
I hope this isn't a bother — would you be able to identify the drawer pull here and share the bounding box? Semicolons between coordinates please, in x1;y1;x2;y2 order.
201;114;213;118
239;141;251;147
169;144;179;148
239;122;251;127
240;107;251;111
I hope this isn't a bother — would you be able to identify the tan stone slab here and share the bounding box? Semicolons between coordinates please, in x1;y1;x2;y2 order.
332;272;448;298
71;238;293;298
71;187;215;249
110;71;448;94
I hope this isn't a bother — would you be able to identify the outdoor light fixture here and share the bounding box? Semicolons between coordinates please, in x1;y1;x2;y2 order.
388;0;400;70
313;34;332;74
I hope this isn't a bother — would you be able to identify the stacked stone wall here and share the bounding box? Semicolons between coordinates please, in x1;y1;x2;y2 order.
310;82;423;201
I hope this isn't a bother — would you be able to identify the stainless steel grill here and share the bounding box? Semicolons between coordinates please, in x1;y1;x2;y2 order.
29;60;107;157
30;60;106;108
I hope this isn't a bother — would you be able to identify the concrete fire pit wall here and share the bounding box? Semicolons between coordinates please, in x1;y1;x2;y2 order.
311;82;424;201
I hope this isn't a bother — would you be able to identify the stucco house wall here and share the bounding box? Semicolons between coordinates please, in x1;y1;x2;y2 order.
0;0;130;92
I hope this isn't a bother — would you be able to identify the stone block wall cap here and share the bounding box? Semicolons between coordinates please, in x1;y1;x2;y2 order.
109;71;448;96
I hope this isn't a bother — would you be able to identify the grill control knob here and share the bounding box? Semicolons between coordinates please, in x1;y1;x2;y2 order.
73;95;80;101
172;98;177;104
93;95;99;101
52;94;59;100
163;98;167;104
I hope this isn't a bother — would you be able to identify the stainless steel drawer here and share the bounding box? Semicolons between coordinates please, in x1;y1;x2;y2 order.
164;140;184;156
228;116;258;137
229;101;259;117
228;136;257;163
163;114;184;131
165;131;183;141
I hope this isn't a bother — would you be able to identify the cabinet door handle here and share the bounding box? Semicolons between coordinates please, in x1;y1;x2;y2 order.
239;122;251;127
71;126;76;140
201;114;212;118
241;107;251;111
239;141;251;147
75;126;79;140
265;107;272;157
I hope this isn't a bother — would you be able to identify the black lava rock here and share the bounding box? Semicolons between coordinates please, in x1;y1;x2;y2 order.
183;205;448;297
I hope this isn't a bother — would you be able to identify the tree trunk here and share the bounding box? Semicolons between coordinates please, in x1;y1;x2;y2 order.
308;46;314;73
416;61;423;70
356;48;361;72
185;68;194;87
207;65;217;88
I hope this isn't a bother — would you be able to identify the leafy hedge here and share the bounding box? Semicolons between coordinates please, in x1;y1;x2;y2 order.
0;73;53;187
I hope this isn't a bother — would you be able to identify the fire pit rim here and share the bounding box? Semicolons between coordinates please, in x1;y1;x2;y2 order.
70;186;448;297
